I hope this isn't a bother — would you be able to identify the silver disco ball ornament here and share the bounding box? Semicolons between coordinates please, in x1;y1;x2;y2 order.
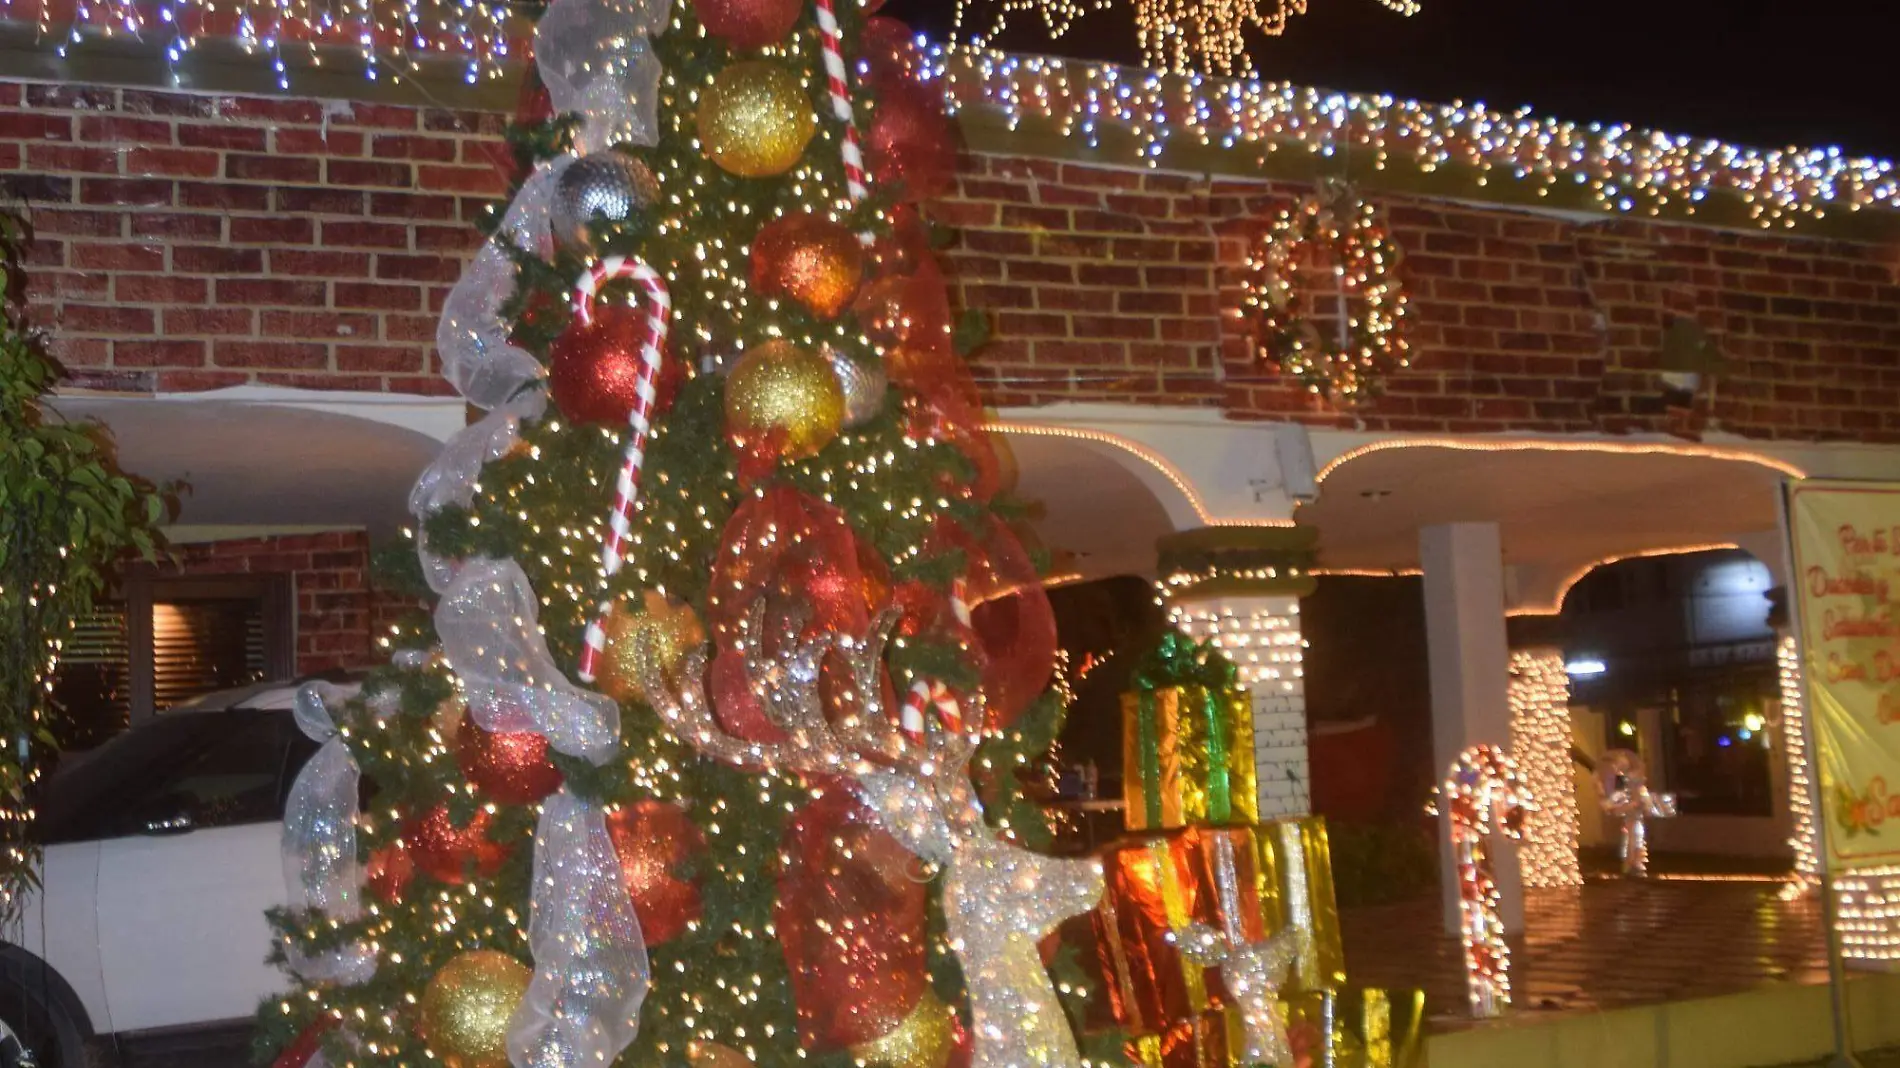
827;347;888;428
551;152;660;254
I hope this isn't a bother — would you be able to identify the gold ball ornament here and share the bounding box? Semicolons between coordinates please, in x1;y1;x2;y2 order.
697;61;816;177
851;989;957;1068
724;340;845;460
599;591;706;704
419;950;532;1068
431;695;466;748
751;212;864;319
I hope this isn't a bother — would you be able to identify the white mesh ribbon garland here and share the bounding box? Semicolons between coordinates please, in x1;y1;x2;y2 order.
535;0;669;154
509;789;650;1068
436;558;621;765
282;682;378;985
410;391;548;594
502;158;573;259
435;160;576;412
438;243;545;412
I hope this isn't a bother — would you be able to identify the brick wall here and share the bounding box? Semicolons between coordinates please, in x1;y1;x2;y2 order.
8;76;1900;443
943;158;1900;442
2;81;504;394
169;531;375;674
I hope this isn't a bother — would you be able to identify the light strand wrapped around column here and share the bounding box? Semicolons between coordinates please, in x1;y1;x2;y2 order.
1507;649;1580;888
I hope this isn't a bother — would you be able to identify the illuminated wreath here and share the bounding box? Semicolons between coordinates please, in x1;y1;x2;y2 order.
1241;184;1410;402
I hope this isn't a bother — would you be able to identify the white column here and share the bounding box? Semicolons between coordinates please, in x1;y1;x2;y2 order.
1169;595;1308;818
1420;522;1524;936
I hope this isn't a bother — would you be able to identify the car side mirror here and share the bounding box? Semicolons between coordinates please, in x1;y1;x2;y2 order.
141;812;195;836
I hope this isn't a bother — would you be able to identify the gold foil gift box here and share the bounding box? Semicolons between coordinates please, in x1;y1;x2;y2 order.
1122;632;1259;832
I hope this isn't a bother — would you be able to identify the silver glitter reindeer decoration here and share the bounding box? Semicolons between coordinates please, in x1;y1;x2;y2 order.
638;602;1104;1068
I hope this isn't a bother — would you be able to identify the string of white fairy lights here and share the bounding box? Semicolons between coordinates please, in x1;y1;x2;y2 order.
13;3;1899;231
914;44;1900;230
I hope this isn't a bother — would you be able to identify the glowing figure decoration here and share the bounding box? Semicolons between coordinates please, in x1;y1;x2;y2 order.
1596;748;1677;878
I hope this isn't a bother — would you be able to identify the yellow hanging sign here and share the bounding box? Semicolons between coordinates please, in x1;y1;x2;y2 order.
1788;479;1900;869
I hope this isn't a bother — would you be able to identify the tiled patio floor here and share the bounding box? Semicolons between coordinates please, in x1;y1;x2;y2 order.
1340;876;1831;1030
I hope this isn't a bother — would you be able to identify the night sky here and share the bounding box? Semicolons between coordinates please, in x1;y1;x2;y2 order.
883;0;1900;157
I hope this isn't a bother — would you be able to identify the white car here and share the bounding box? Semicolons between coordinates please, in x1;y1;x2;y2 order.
2;677;361;1068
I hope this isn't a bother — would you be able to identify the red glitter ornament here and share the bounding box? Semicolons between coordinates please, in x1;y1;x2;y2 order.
777;790;928;1050
457;724;564;806
405;806;512;885
866;79;958;202
698;0;801;48
549;304;661;427
367;840;414;904
751;212;864;319
605;800;706;945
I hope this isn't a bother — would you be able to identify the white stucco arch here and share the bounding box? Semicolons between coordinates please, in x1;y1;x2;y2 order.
53;386;462;540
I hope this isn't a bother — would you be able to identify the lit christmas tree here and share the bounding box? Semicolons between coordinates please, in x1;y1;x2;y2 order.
260;2;1121;1067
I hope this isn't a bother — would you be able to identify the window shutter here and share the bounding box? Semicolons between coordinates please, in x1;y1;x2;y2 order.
150;599;271;711
50;602;131;749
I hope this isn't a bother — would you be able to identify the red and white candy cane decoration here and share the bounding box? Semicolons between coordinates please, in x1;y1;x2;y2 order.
574;254;673;682
810;2;969;746
812;0;869;204
1442;744;1530;1018
898;679;963;747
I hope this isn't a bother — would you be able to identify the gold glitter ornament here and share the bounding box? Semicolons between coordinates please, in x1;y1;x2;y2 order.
431;695;466;747
724;340;845;459
697;61;817;177
852;989;957;1068
419;949;532;1068
599;592;706;705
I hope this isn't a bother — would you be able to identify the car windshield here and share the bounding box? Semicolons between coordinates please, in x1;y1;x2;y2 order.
37;709;314;845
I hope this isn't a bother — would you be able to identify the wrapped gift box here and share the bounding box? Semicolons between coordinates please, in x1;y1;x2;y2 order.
1284;988;1426;1068
1122;634;1259;832
1127;1009;1242;1068
1127;989;1423;1068
1092;821;1348;1036
1255;818;1346;992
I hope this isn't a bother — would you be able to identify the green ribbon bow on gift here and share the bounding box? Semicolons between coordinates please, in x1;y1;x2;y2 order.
1137;630;1241;692
1133;631;1242;826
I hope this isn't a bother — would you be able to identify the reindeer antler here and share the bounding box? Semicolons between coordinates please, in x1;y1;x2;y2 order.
637;598;981;800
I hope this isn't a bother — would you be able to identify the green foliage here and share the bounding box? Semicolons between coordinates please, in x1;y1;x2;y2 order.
0;209;170;926
260;0;1125;1061
1324;820;1437;908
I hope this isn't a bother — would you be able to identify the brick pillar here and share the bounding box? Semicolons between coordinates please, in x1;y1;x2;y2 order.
1157;527;1317;820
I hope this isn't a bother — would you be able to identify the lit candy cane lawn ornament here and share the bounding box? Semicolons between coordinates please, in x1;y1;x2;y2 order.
1597;748;1676;877
1443;744;1531;1018
572;254;673;683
